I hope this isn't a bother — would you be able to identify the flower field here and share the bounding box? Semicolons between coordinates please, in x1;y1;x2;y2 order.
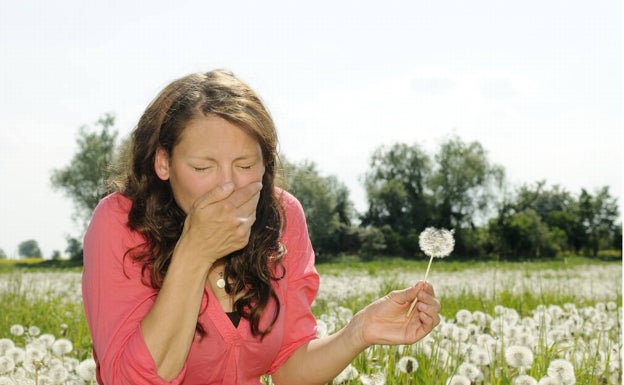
0;258;621;385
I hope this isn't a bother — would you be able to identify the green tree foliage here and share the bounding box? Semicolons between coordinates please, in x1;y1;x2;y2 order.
50;113;119;230
428;136;505;257
65;237;84;261
488;182;620;259
362;138;505;257
18;239;42;259
577;187;620;257
280;158;357;258
361;143;432;256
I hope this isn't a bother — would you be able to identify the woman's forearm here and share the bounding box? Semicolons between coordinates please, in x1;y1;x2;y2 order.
272;315;369;385
140;247;211;381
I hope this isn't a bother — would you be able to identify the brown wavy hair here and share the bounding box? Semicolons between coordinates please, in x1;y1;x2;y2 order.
111;70;285;338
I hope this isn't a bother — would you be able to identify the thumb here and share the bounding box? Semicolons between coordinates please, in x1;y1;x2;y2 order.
194;182;235;209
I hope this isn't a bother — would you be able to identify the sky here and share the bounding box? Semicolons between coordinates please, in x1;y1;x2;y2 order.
0;0;621;258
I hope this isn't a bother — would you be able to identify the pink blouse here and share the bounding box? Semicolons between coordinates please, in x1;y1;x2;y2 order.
82;190;319;385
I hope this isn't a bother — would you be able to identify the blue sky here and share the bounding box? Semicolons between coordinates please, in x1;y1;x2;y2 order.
0;0;621;257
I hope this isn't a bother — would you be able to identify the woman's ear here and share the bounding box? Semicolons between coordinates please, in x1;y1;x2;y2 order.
154;147;171;181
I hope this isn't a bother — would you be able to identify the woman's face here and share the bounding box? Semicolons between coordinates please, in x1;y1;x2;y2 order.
154;114;266;214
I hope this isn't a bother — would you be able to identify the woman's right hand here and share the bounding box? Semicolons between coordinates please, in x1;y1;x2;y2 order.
175;181;263;267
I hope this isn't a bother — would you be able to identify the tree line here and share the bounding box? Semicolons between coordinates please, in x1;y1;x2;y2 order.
4;114;619;262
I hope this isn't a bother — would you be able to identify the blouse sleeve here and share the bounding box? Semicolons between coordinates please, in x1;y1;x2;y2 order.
82;194;186;385
266;191;320;374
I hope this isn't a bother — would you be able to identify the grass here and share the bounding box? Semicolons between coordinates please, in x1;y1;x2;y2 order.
0;256;621;384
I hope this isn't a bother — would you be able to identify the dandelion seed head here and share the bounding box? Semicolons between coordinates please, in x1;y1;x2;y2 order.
396;356;419;374
76;358;97;381
537;377;563;385
445;374;470;385
419;227;454;258
546;359;576;385
0;377;14;385
333;364;358;384
455;309;473;325
47;364;69;383
0;357;15;375
360;372;386;385
505;345;534;369
0;339;15;356
457;362;483;382
10;325;25;337
513;374;538;385
5;347;25;364
51;338;73;356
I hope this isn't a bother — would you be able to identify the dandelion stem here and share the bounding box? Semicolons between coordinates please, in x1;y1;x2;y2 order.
406;254;436;318
423;254;435;281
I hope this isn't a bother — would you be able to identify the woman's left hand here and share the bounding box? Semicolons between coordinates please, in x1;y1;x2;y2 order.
352;281;441;347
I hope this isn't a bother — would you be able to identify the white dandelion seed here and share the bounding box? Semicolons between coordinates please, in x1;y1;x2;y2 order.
0;339;15;356
51;338;73;356
537;377;563;385
407;227;454;317
47;364;69;384
513;374;538;385
76;359;97;382
469;346;491;366
360;372;386;385
0;357;15;375
27;326;41;337
445;374;470;385
37;334;56;348
396;356;419;374
316;320;328;338
5;347;25;364
546;359;576;385
457;362;483;382
0;377;14;385
505;345;534;369
332;364;359;384
455;309;473;325
9;325;25;337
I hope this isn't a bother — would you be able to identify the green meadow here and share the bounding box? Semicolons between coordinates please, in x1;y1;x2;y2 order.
0;257;621;384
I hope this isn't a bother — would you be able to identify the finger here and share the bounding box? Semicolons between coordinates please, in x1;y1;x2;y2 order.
227;181;263;209
194;182;236;209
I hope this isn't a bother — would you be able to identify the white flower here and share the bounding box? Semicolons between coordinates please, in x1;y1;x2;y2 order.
0;339;15;356
514;374;538;385
457;362;483;382
27;326;41;337
47;364;69;383
546;359;576;385
5;347;25;364
505;345;534;369
446;374;470;385
0;357;15;375
455;309;473;325
51;338;73;356
419;227;455;258
76;359;97;381
360;372;386;385
333;364;358;384
396;356;419;374
538;377;562;385
9;325;25;337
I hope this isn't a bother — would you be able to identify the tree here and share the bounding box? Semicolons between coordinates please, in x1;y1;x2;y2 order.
18;239;42;259
280;158;357;258
65;237;84;261
0;248;6;259
577;187;620;257
361;143;432;256
429;136;504;229
51;113;119;230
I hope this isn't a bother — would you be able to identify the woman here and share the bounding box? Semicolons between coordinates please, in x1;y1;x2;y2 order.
82;69;441;385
